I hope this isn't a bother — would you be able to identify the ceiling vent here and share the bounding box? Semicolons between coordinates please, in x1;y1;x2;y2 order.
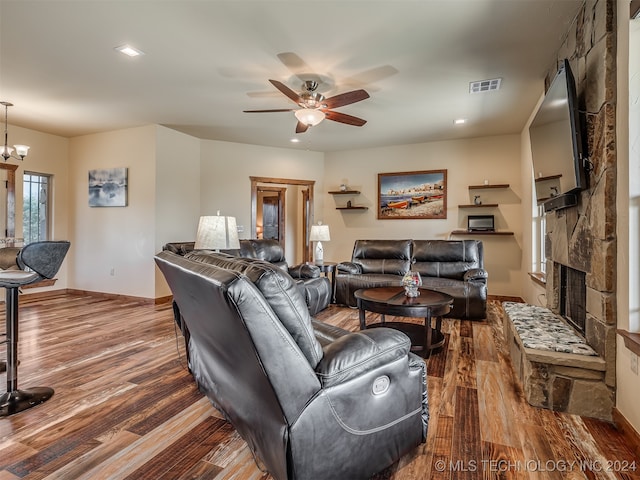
469;78;502;94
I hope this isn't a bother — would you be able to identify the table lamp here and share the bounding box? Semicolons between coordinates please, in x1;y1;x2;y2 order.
309;222;330;264
194;212;240;251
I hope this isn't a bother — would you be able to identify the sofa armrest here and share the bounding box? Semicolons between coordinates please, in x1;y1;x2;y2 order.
315;328;411;388
464;268;488;283
312;319;350;346
162;241;195;256
337;262;362;274
288;263;320;279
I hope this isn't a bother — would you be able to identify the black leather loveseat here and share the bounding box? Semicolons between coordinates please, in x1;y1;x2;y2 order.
163;239;330;315
155;249;428;480
335;239;488;319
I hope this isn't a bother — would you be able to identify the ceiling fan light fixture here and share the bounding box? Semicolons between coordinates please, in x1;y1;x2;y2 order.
294;108;325;126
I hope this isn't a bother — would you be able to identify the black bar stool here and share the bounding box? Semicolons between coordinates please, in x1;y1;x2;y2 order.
0;241;70;416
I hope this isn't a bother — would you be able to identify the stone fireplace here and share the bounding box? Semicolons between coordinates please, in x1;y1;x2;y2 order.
539;0;617;420
500;0;617;420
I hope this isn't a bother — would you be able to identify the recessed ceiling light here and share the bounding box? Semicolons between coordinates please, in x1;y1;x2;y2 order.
454;118;467;125
290;138;300;143
115;44;144;57
469;78;502;93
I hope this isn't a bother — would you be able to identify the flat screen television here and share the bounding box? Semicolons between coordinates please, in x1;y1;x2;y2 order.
529;59;588;212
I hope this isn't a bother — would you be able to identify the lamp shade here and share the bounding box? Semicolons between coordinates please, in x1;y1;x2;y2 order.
194;215;240;250
294;108;325;127
13;145;30;157
309;224;330;242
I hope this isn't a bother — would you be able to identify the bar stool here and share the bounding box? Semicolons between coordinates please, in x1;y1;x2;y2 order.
0;241;70;416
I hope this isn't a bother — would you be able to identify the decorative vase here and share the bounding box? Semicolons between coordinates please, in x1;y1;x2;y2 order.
402;271;422;297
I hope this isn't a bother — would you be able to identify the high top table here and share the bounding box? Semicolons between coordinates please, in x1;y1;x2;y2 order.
354;287;453;357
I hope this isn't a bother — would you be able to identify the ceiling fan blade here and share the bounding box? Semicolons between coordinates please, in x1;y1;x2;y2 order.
296;121;309;134
243;109;294;113
275;52;331;89
324;110;367;127
322;89;370;109
277;52;312;78
269;79;302;105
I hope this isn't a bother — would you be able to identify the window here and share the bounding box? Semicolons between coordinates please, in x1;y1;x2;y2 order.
532;203;546;274
23;172;51;244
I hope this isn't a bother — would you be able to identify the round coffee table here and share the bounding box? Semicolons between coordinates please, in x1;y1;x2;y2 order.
354;287;453;357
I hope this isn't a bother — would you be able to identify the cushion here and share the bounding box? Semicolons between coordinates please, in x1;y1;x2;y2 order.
412;240;481;280
185;251;324;367
352;239;412;275
502;301;597;356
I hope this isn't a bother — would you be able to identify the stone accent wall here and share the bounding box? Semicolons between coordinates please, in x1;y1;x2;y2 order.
543;0;617;420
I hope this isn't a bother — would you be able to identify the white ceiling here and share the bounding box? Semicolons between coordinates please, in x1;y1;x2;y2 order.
0;0;583;153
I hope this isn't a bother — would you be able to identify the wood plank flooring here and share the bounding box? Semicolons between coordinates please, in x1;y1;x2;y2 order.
1;292;639;479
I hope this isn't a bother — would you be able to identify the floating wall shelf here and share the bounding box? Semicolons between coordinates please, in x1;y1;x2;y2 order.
535;174;562;183
468;184;510;190
451;230;514;236
329;190;367;210
328;190;361;195
458;204;499;208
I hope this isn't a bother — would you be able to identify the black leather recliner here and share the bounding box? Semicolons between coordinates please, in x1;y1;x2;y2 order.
162;239;331;315
155;249;428;480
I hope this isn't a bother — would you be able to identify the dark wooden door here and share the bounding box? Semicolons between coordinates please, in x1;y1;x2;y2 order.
262;196;279;240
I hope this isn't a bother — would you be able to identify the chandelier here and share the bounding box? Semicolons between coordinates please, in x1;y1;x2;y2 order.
1;101;30;162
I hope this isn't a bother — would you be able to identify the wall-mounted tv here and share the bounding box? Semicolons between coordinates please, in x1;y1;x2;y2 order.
529;58;588;212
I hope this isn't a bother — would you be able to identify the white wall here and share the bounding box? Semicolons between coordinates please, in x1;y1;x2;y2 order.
199;139;325;263
627;17;640;334
6;125;71;288
69;126;157;298
323;135;523;297
154;126;201;298
520;94;548;307
616;7;640;435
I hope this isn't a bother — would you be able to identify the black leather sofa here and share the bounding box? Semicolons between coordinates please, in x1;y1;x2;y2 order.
162;239;330;315
155;249;428;480
335;239;488;319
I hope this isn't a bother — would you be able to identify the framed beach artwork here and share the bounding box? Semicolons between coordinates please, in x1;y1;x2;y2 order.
378;169;447;219
88;168;128;207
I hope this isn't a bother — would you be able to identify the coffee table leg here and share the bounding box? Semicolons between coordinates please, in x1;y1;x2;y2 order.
424;314;445;356
425;314;433;355
357;298;366;330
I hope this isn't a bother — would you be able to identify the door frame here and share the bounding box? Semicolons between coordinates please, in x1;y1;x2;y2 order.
250;176;315;263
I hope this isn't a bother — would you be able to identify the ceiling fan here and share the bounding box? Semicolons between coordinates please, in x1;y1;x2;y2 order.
244;80;369;133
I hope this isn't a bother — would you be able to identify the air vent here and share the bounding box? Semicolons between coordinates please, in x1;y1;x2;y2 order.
469;78;502;93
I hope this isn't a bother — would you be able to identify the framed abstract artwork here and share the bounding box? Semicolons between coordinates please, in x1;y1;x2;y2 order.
378;169;447;219
88;167;128;207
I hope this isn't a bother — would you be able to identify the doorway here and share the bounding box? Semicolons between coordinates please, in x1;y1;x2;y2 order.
250;176;315;263
257;186;286;245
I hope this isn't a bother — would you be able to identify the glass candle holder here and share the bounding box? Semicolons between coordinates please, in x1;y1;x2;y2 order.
402;271;422;297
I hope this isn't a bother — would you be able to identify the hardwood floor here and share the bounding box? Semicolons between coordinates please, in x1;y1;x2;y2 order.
1;292;639;479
